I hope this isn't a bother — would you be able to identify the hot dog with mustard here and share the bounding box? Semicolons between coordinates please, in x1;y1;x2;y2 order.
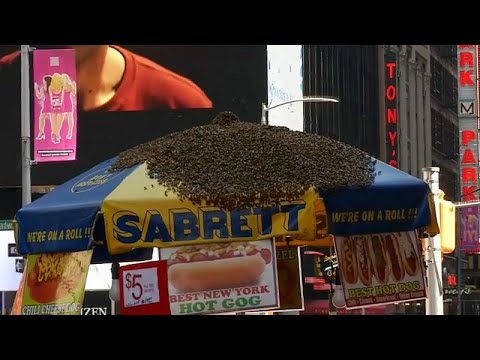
167;242;272;293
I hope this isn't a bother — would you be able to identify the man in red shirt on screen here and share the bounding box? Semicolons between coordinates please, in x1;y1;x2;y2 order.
0;45;213;112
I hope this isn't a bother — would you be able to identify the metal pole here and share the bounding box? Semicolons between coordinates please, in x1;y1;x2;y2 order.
456;216;463;315
261;103;268;125
111;300;116;315
416;62;425;171
398;46;409;170
378;46;387;163
21;45;32;207
424;50;432;167
454;201;480;208
1;292;5;315
408;47;418;177
422;167;444;315
261;98;339;125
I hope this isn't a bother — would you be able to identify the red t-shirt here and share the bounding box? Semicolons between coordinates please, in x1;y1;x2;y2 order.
0;46;213;111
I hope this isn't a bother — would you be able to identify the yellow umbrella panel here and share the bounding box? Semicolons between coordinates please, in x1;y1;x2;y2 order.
101;164;319;255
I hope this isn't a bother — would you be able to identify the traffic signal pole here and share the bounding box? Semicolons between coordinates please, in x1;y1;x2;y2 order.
423;167;444;315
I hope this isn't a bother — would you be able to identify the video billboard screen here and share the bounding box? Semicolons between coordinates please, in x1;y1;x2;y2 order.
0;45;267;186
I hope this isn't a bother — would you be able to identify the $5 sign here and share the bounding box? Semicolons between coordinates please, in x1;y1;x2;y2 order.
122;267;160;308
125;273;143;300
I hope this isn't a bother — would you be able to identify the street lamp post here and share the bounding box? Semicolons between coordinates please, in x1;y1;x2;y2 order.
262;95;338;316
261;96;339;126
21;45;32;207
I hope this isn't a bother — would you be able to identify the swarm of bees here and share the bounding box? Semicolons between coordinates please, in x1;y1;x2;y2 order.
111;112;375;209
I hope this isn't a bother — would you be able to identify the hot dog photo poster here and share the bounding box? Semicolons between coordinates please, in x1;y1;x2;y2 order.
275;246;305;312
160;240;280;315
21;250;93;315
334;231;427;309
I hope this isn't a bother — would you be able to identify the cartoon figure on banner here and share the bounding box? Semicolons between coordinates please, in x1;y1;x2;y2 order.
461;207;479;251
61;73;77;140
34;75;52;141
34;72;76;144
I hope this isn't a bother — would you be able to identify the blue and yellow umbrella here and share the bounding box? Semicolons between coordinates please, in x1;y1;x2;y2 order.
14;155;438;263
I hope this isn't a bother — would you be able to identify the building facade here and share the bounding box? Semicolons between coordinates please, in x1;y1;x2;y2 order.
303;45;480;315
430;45;459;201
303;45;381;157
304;45;459;198
378;46;433;179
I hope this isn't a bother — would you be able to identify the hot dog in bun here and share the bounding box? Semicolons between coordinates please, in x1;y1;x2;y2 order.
355;236;372;286
340;238;358;284
398;232;420;276
383;234;405;282
368;235;390;284
167;242;272;293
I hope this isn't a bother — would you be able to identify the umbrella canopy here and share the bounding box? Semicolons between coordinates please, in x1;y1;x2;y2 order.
14;155;437;261
322;159;436;236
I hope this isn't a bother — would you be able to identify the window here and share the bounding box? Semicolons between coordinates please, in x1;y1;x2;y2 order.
431;109;458;161
431;45;457;67
430;56;458;109
431;160;459;201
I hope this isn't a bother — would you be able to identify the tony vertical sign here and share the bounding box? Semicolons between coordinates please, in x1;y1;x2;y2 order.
385;51;398;168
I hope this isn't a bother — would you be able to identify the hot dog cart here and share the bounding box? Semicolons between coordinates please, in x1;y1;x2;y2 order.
12;114;439;315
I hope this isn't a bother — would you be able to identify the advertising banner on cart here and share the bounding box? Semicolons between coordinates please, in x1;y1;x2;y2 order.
119;260;171;315
22;250;92;315
334;231;426;309
160;240;279;315
275;246;304;311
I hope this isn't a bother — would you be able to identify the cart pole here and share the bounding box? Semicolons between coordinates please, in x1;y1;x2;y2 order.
21;45;32;207
1;292;5;315
422;167;444;315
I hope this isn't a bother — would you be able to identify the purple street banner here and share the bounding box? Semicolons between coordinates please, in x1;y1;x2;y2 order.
33;49;77;163
460;206;480;253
